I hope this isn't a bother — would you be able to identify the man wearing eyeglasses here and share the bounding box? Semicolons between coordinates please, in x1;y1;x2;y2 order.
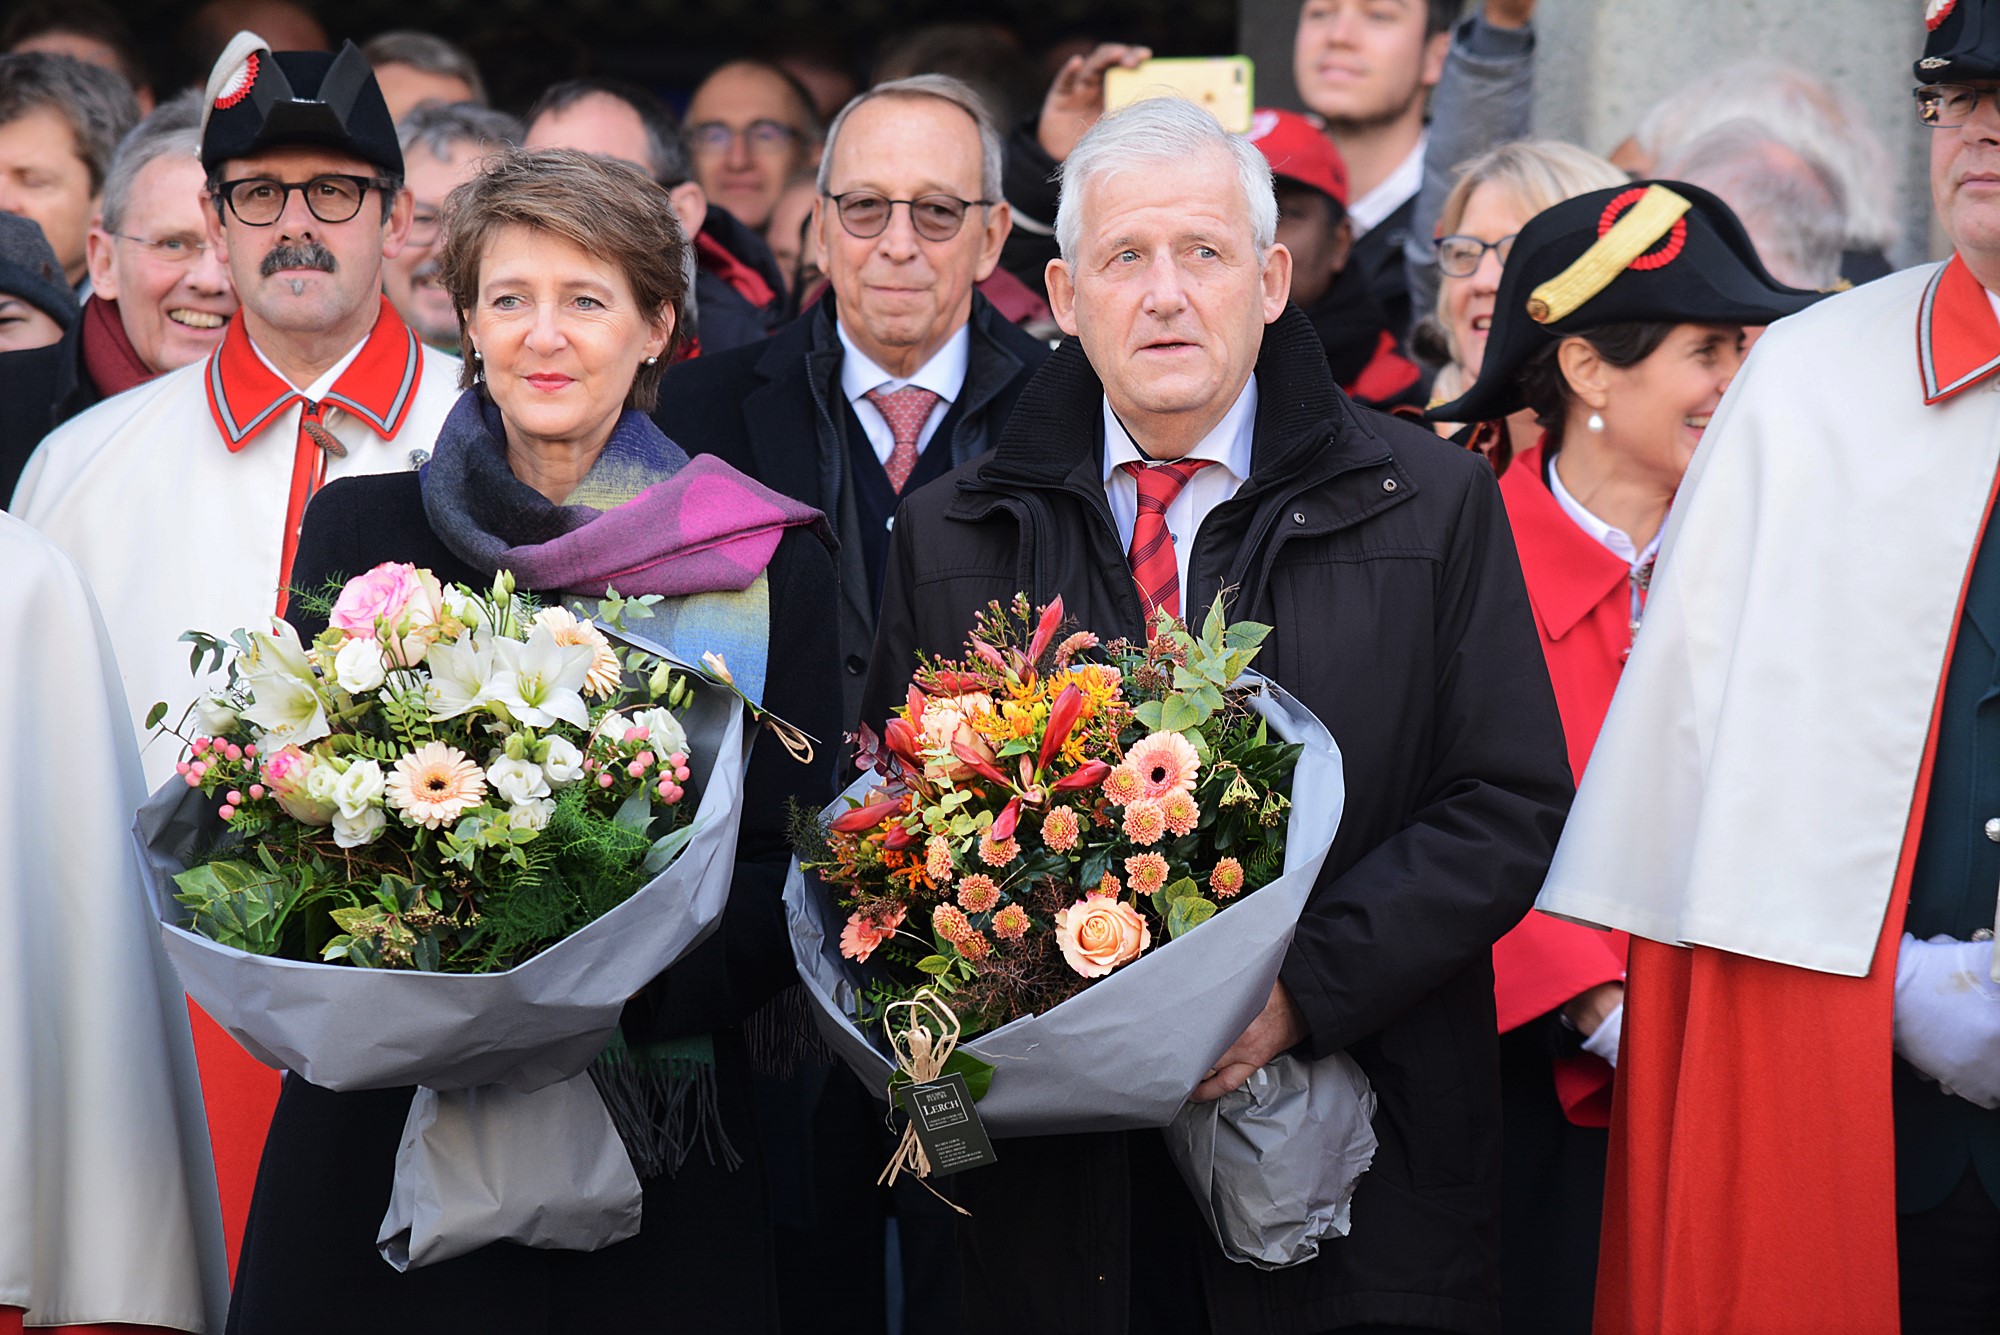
685;58;821;241
1531;4;2000;1331
653;72;1047;1335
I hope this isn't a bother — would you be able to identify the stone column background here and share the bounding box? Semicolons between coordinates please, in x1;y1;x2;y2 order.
1240;0;1938;267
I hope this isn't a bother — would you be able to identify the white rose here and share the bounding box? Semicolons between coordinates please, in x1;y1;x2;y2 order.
329;758;385;819
630;706;688;758
333;636;387;694
486;755;551;807
304;763;342;806
508;797;555;831
331;805;387;848
541;736;585;785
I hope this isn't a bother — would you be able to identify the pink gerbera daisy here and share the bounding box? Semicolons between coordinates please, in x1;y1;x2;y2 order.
957;874;1001;913
386;742;486;829
1125;731;1200;799
1123;851;1170;895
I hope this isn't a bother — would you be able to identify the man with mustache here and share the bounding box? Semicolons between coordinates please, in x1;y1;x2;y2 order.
1537;3;2000;1330
9;31;459;1275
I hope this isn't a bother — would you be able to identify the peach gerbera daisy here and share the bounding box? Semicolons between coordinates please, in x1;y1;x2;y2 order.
533;606;622;698
1125;730;1200;799
839;904;906;962
387;741;486;829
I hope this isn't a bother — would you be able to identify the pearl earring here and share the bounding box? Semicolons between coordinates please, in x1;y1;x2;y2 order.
645;355;658;366
1586;412;1606;434
471;349;481;360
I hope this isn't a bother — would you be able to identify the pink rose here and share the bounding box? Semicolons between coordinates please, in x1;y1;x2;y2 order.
260;745;335;825
839;904;906;963
918;692;998;783
328;563;444;660
1054;892;1150;978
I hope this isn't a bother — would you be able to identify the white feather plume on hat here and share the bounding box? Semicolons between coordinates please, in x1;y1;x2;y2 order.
200;31;271;142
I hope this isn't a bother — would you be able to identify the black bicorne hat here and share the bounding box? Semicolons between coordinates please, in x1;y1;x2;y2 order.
1426;180;1825;425
1918;0;2000;83
199;32;403;179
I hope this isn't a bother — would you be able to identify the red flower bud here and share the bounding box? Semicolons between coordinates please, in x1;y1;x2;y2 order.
991;796;1021;843
1039;683;1083;768
953;740;1012;787
969;637;1008;673
1028;596;1065;663
1051;759;1112;792
829;796;904;833
881;823;920;851
906;685;927;724
883;716;922;766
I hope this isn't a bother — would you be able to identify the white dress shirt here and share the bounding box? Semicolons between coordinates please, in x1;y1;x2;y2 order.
253;331;368;398
1349;131;1427;237
837;318;970;465
1102;377;1258;609
1546;455;1662;570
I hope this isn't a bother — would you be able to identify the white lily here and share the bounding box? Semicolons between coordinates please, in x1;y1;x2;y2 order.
240;620;330;747
427;633;501;721
490;627;593;730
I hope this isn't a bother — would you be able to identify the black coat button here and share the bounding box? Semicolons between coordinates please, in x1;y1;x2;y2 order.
845;655;866;676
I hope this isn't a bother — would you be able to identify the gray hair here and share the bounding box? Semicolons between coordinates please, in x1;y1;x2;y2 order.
0;50;138;193
361;30;488;106
816;73;1002;204
524;78;690;187
397;100;520;161
1631;59;1896;253
100;89;204;234
1659;119;1847;291
1056;96;1276;265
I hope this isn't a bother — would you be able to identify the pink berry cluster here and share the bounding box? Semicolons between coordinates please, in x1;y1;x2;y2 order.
176;735;264;822
584;724;693;808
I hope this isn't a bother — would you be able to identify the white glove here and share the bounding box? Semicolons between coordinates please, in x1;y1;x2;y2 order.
1580;1002;1623;1068
1892;932;2000;1109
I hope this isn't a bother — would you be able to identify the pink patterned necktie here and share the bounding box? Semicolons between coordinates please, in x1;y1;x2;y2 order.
1122;458;1214;629
864;385;943;493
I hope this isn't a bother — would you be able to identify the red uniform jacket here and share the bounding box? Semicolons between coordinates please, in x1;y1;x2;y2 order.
1492;442;1629;1125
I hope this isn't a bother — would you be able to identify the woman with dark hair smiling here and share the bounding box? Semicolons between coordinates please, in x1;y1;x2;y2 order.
1428;179;1823;1334
225;147;838;1333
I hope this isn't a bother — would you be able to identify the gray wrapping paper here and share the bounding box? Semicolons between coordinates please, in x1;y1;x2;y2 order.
133;652;749;1266
784;678;1346;1137
1163;1051;1377;1269
377;1073;643;1270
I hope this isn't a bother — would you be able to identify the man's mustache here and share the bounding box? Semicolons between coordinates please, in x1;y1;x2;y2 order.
260;242;337;277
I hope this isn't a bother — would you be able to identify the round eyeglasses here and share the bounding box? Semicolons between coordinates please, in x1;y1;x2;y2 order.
1433;232;1518;278
108;232;210;266
215;174;398;226
1914;83;2000;128
824;191;992;243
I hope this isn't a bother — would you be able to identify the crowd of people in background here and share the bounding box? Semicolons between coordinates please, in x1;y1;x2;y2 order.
5;0;1996;1333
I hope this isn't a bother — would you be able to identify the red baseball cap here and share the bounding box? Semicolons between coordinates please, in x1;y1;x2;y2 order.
1246;107;1348;209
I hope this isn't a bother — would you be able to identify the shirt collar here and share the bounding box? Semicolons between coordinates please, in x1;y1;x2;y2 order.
837;318;971;406
1501;443;1633;642
1918;253;2000;405
1100;374;1259;484
1546;447;1660;570
206;295;425;451
1349;130;1427;236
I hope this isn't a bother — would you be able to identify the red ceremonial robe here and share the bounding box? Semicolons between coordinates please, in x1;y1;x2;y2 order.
1594;255;2000;1333
1493;442;1628;1125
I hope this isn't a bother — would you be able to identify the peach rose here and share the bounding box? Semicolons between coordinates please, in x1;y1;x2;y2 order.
918;692;998;782
1054;892;1151;978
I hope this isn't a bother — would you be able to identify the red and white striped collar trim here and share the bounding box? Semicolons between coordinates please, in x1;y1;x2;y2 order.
1918;254;2000;405
204;295;424;449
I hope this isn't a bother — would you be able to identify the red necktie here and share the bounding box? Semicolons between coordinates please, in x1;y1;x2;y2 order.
864;385;942;493
1122;458;1213;629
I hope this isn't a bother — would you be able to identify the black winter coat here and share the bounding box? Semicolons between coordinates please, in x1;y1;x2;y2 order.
653;292;1048;735
858;307;1573;1335
224;471;842;1334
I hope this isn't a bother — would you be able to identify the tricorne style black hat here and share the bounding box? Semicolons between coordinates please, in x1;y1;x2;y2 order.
199;31;403;179
1426;180;1825;425
1917;0;2000;83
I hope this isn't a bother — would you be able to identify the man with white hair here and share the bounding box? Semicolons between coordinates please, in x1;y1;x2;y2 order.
1658;119;1848;292
861;95;1571;1335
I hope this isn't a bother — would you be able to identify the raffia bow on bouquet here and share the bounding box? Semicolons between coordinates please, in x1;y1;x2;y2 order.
134;565;760;1270
785;595;1377;1265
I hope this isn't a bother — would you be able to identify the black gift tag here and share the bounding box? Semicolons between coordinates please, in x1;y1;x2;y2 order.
895;1072;998;1177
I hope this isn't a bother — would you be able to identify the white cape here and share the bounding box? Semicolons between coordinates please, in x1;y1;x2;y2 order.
0;516;228;1330
1538;264;2000;977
